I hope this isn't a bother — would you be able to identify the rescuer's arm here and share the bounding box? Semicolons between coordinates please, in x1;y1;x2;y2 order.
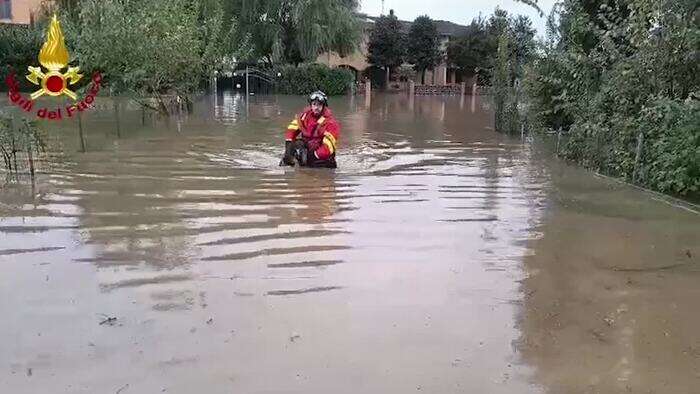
280;117;301;166
313;119;339;161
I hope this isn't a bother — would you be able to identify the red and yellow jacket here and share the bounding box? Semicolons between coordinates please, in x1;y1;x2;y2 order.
285;107;339;161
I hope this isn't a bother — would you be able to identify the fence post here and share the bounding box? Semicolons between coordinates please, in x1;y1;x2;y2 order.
113;98;121;138
633;131;644;183
27;140;34;179
556;127;562;155
365;79;371;107
78;111;86;153
245;66;249;98
245;66;250;119
10;116;18;173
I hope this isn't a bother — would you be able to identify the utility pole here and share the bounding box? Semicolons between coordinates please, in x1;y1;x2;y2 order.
245;65;249;119
381;0;384;15
245;65;249;99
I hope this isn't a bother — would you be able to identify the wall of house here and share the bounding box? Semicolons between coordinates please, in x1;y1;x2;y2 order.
316;32;370;75
2;0;43;24
316;23;464;88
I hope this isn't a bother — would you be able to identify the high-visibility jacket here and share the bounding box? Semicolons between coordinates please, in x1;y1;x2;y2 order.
285;106;339;161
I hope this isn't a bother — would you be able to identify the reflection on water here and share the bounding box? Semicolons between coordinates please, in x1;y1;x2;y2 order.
0;92;697;394
518;168;700;393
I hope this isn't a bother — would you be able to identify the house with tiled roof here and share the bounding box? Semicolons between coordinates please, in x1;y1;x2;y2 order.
317;10;471;88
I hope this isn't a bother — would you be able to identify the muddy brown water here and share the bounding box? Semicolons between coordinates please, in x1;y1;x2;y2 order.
1;93;698;393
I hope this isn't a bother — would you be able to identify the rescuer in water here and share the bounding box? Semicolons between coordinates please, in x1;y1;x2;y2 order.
280;91;339;168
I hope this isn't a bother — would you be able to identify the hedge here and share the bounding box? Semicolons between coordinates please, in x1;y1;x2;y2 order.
273;63;354;95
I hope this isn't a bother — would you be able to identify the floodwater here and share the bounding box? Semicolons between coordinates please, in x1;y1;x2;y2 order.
1;92;698;394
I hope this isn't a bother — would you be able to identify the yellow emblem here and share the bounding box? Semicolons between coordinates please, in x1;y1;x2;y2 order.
26;15;82;100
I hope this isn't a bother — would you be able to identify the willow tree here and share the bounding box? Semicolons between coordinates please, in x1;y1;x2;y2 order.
231;0;362;65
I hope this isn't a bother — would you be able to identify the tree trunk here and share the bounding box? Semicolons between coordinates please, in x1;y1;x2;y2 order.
385;67;390;89
113;99;121;138
1;146;10;171
421;69;425;84
10;119;18;173
27;144;34;179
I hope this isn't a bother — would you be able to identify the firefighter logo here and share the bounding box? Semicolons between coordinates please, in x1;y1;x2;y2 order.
26;15;82;100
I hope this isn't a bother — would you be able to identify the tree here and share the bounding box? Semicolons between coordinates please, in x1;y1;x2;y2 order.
231;0;362;66
366;9;405;87
0;24;43;87
488;7;510;38
510;15;535;78
406;16;441;84
493;32;517;134
73;0;234;114
447;10;534;86
524;0;700;197
439;8;536;136
514;0;543;17
446;17;493;84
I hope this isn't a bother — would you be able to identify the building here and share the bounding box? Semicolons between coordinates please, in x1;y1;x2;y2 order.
317;11;470;87
0;0;43;25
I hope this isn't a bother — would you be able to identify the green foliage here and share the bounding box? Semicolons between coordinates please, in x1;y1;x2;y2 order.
509;16;536;77
0;116;45;176
71;0;233;113
448;9;535;86
493;33;510;133
446;18;493;84
366;11;406;69
231;0;362;65
472;8;535;135
525;0;700;197
406;16;441;84
0;25;43;91
641;98;699;196
273;64;354;95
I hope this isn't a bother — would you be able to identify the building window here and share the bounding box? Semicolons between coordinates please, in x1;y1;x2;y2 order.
0;0;11;20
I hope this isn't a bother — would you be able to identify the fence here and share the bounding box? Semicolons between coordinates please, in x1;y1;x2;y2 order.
414;84;464;96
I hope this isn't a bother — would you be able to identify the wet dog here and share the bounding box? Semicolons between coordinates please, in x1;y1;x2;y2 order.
280;140;336;168
291;141;309;166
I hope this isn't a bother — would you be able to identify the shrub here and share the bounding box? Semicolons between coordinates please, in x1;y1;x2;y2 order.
639;97;699;197
524;0;699;199
0;24;43;91
273;64;354;95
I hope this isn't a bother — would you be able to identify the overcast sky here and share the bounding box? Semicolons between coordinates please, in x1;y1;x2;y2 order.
359;0;557;38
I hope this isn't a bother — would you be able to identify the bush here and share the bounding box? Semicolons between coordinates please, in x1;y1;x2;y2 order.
639;97;700;197
0;24;43;91
524;0;699;199
0;115;46;177
274;64;354;95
